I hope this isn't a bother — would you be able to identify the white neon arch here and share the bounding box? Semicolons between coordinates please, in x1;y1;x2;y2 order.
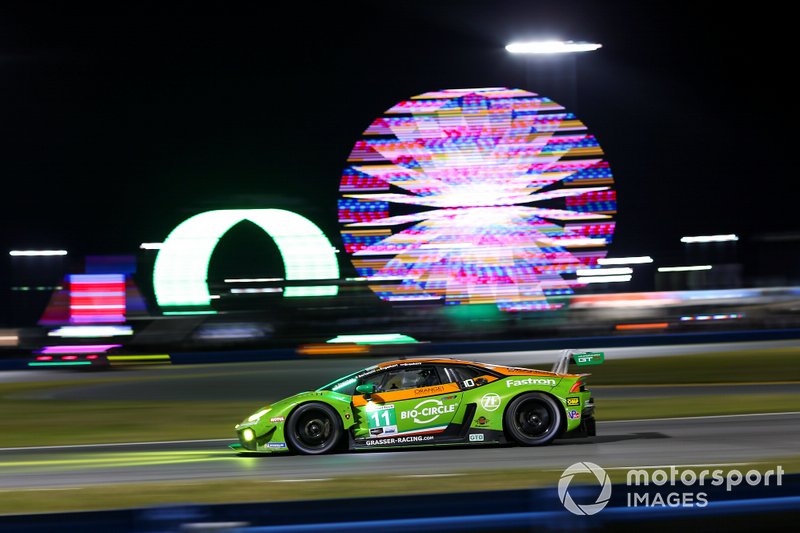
153;209;339;309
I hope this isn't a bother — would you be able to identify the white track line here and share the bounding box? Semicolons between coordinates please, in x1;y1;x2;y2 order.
0;438;233;452
602;462;756;470
545;462;758;472
271;478;333;483
398;473;464;478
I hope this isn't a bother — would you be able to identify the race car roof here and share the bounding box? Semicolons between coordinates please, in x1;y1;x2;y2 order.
373;357;573;378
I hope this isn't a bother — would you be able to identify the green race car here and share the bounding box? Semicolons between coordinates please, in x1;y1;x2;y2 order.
232;350;602;454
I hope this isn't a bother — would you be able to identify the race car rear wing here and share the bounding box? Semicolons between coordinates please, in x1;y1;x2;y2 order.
551;349;605;374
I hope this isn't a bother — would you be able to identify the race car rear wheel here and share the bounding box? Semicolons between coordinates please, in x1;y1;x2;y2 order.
286;403;342;455
504;392;562;446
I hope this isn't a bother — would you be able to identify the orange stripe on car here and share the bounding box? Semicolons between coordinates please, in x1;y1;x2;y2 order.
352;382;461;407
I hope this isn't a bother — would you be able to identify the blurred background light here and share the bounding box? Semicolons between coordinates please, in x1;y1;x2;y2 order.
68;274;126;324
327;333;418;344
0;330;19;347
576;267;633;276
48;325;133;338
339;87;616;312
152;209;340;309
224;277;283;283
576;274;632;284
505;41;602;54
598;256;653;265
230;288;283;294
9;249;67;256
38;344;121;354
658;265;712;272
680;234;739;243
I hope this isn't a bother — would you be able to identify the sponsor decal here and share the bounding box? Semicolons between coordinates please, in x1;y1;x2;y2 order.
400;399;457;424
480;393;502;412
269;416;285;423
566;397;580;407
469;433;484;442
442;395;457;401
267;442;286;448
476;416;489;426
462;379;475;388
365;435;434;446
568;410;581;420
506;377;557;387
367;403;395;412
366;403;397;434
369;426;398;437
414;385;446;396
574;352;605;366
356;368;380;379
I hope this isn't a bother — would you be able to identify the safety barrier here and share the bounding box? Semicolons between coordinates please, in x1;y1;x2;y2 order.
3;326;800;370
0;474;797;532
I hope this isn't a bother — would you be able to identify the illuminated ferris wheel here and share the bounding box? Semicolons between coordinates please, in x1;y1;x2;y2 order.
338;87;616;311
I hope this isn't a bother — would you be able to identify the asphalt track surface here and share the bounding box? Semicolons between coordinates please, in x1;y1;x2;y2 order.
0;339;798;492
0;413;797;490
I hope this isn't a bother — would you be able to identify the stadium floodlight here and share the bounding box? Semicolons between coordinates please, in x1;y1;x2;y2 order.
657;265;712;272
680;234;739;243
598;256;653;265
505;41;602;54
9;250;67;256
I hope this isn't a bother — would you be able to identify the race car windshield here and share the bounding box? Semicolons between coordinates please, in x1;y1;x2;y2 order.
317;366;374;396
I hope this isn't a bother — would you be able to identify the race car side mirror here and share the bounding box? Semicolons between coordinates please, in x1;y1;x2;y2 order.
356;383;376;397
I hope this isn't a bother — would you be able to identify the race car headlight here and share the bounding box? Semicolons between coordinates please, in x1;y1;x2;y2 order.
242;428;255;442
248;408;271;422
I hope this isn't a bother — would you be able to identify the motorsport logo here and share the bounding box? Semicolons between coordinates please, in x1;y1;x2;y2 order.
558;462;785;515
400;399;457;424
558;462;612;515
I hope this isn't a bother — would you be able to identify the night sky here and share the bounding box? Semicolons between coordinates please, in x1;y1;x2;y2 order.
1;3;796;271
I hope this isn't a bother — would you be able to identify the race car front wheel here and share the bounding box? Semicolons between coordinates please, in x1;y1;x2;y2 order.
286;403;342;455
504;392;562;446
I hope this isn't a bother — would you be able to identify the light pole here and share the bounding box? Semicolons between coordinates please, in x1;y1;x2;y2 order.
506;40;602;112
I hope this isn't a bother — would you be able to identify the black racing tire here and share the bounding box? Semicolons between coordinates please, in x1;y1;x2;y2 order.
503;392;562;446
286;402;342;455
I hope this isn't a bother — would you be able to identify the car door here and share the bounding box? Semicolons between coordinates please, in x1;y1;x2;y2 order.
351;364;463;444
